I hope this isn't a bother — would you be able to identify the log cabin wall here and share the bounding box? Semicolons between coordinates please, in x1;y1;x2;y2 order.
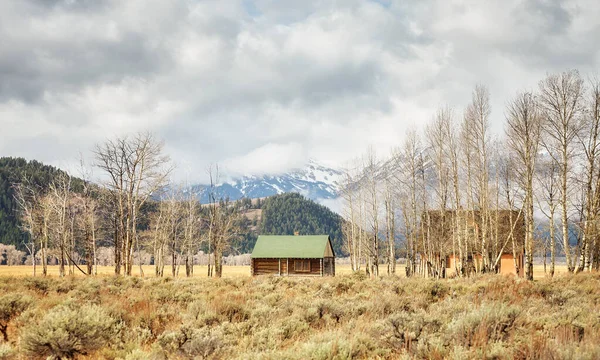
287;258;322;276
323;257;335;276
253;258;280;275
252;258;335;276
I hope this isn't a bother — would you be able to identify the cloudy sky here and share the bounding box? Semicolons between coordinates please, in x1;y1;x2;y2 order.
1;0;599;183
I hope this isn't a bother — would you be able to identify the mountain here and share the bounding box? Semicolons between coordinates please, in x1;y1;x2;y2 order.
191;159;343;203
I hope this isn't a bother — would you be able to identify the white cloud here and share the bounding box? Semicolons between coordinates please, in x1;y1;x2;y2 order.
0;0;599;183
223;142;306;176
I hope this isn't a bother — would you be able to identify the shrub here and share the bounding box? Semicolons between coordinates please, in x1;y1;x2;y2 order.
377;311;425;351
0;294;33;342
23;277;53;294
157;330;187;353
274;332;385;360
425;281;449;302
212;293;248;323
0;343;14;360
181;329;223;359
124;326;153;346
1;271;600;358
70;279;102;302
280;315;309;340
351;271;368;281
448;303;520;347
123;348;155;360
21;304;119;359
55;280;76;294
157;326;225;359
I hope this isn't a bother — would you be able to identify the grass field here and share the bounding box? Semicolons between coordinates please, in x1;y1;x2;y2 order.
0;263;568;279
0;270;598;359
0;264;356;278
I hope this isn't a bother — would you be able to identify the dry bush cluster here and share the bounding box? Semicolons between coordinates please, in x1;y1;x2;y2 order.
0;273;599;359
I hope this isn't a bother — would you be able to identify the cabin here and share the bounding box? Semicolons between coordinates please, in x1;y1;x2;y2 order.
422;209;525;278
250;235;335;276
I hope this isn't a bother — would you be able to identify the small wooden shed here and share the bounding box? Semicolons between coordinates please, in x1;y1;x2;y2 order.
250;235;335;276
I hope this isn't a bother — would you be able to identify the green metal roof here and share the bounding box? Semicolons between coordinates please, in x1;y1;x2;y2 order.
251;235;332;258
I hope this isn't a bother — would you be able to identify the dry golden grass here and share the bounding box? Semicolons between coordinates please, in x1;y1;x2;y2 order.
0;265;251;278
0;270;599;359
0;263;568;279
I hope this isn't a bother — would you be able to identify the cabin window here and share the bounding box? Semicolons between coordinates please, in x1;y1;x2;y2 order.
294;260;310;272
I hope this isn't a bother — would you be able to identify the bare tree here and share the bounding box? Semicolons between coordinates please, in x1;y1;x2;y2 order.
383;171;396;275
364;148;380;277
340;161;361;271
505;91;542;280
577;77;600;271
539;70;585;272
426;106;453;277
446;110;465;275
465;84;492;272
167;191;184;277
536;155;560;277
94;132;172;276
13;179;40;276
205;164;240;278
150;197;170;277
77;156;99;275
460;109;477;275
497;150;523;275
48;173;72;277
182;187;200;277
395;129;423;277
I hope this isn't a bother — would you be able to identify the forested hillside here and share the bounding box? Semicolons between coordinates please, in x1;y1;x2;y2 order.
260;193;345;255
0;157;82;247
0;156;344;265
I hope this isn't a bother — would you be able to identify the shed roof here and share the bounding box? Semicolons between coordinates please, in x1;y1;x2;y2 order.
251;235;333;258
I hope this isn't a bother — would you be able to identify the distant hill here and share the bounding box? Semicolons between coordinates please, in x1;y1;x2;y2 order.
190;159;342;203
0;157;83;247
0;158;346;257
259;192;345;256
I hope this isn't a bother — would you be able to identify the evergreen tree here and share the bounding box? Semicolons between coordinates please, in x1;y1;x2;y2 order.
259;193;345;255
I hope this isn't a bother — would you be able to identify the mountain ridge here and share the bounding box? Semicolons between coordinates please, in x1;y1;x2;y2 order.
191;159;343;203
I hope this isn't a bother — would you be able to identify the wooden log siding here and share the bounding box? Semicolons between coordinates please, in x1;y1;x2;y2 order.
282;259;288;275
253;258;326;276
252;258;324;276
323;257;335;276
320;259;323;276
253;259;280;275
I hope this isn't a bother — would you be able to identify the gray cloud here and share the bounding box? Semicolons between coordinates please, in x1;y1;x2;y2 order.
0;0;599;183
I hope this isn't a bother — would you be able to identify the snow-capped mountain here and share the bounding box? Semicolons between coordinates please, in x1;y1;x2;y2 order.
191;159;343;203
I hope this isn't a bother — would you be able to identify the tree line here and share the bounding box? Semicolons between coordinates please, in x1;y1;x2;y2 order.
341;70;600;280
10;133;245;278
5;153;347;277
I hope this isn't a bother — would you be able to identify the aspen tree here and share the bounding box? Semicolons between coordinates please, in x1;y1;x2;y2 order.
94;132;172;276
465;85;492;272
539;70;585;272
505;92;542;280
578;78;600;271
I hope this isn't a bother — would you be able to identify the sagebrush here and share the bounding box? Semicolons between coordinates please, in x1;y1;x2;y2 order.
0;273;599;359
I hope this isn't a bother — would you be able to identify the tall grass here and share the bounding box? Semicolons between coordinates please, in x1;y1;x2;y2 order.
0;273;598;359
